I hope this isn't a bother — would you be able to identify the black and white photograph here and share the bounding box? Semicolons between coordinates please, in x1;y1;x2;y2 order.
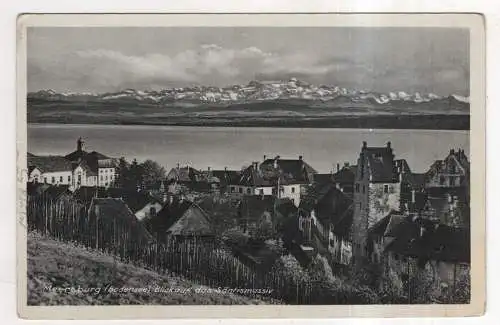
16;14;485;318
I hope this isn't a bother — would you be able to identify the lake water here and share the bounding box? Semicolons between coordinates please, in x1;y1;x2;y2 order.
27;124;470;173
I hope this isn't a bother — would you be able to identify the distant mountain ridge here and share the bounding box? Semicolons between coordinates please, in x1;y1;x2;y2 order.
28;78;470;114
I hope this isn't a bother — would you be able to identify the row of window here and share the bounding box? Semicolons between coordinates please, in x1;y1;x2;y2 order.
99;175;114;181
229;186;297;195
99;169;114;174
39;175;72;184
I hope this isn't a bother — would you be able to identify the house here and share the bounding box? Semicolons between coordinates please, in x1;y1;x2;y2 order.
65;138;117;188
87;198;154;250
424;187;470;228
331;162;357;196
229;155;317;206
297;183;354;266
28;155;74;186
72;186;163;220
368;213;470;299
145;196;214;240
425;149;469;189
72;159;98;188
352;141;406;261
165;164;213;193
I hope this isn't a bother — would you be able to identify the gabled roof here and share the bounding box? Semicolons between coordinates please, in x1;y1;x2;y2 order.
105;188;161;213
299;183;352;226
88;198;154;242
370;212;470;263
260;158;317;184
166;204;214;237
28;155;73;173
72;186;108;206
42;185;71;201
167;166;202;183
358;144;398;183
64;149;88;162
365;148;397;183
237;164;274;187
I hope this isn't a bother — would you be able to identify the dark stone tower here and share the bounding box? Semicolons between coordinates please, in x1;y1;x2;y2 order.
77;137;84;152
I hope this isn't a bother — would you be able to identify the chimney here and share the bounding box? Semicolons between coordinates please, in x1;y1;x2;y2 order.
336;163;340;172
176;162;180;169
362;141;367;149
207;166;211;172
299;155;303;161
263;155;267;161
387;141;391;149
450;149;455;155
344;162;349;168
224;166;227;172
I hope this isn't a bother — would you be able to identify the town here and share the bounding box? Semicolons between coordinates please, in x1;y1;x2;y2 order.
26;137;471;304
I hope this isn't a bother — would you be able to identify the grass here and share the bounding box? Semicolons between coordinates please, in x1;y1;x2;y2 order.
27;232;276;305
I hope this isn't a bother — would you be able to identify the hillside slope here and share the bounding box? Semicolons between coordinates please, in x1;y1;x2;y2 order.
27;232;273;305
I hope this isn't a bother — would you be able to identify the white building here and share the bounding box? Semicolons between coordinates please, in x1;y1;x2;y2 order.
229;156;317;206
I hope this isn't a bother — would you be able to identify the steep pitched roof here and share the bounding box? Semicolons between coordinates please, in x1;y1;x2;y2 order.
28;155;73;173
299;183;352;226
42;185;71;201
260;158;317;184
167;166;202;183
166;204;214;237
105;188;161;213
88;198;153;242
365;148;397;183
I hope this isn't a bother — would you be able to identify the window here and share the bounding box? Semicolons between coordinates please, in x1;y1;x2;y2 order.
105;176;108;180
51;177;55;183
77;174;82;185
362;185;366;193
100;176;103;181
44;177;47;183
455;176;461;186
246;188;251;194
60;176;63;183
230;186;235;193
355;183;360;193
239;187;243;194
291;187;295;193
383;184;389;193
68;176;71;182
259;189;264;195
272;187;277;195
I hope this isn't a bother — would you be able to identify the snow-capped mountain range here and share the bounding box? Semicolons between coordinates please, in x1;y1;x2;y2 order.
28;78;470;105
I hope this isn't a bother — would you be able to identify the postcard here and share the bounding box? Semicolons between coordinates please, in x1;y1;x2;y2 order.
16;13;486;319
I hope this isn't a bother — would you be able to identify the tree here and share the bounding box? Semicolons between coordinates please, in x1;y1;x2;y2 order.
114;157;130;188
140;159;166;190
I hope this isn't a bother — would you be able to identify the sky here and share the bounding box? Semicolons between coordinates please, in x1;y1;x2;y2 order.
27;27;470;96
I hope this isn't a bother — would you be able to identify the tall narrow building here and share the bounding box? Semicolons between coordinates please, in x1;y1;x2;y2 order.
352;141;403;263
